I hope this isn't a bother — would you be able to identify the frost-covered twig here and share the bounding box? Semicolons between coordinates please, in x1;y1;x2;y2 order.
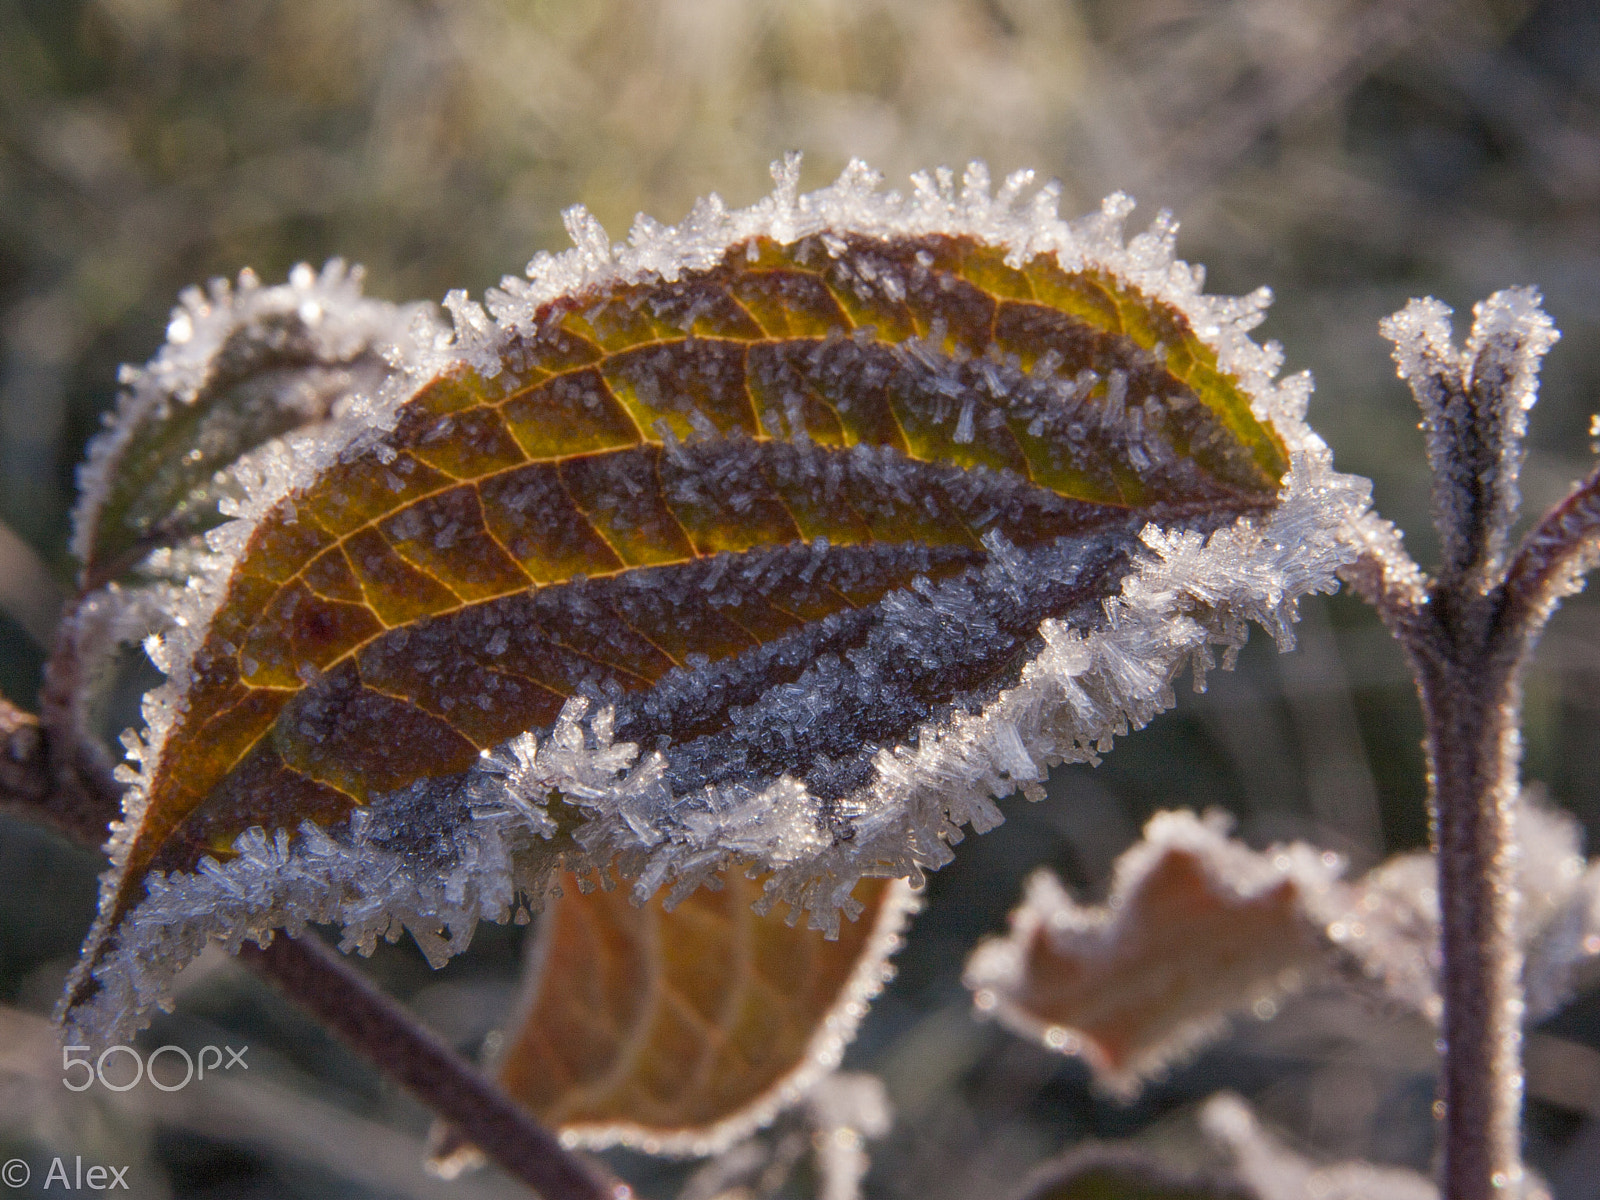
1503;459;1600;645
1373;291;1563;1200
1335;510;1429;640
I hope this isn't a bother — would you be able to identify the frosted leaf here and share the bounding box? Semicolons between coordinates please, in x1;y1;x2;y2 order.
428;874;914;1165
963;810;1344;1097
73;261;434;589
1379;289;1558;588
61;158;1373;1046
971;796;1600;1097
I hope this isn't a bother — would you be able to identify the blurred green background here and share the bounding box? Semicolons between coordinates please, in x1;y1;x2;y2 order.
4;0;1600;1196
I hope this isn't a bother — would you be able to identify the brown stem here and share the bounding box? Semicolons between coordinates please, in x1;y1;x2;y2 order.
1398;459;1600;1199
1404;604;1525;1200
1503;461;1600;642
0;692;119;848
0;694;621;1200
239;935;621;1200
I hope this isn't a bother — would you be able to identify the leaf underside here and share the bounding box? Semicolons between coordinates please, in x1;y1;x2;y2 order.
435;872;911;1162
71;224;1291;1024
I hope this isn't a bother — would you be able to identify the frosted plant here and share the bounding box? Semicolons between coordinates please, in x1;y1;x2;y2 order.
1;157;1597;1200
51;157;1371;1056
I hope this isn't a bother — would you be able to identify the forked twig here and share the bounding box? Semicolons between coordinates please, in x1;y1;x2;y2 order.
1366;288;1567;1200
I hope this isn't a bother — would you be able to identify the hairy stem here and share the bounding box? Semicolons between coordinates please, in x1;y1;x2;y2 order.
1404;462;1600;1198
1406;607;1525;1200
0;698;618;1200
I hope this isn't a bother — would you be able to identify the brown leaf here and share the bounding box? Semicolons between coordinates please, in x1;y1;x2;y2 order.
964;811;1341;1096
433;873;916;1163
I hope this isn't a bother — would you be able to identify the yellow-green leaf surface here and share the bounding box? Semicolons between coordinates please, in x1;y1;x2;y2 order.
434;872;914;1165
64;162;1365;1045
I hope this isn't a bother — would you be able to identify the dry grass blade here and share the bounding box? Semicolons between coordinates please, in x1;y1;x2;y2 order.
0;518;64;648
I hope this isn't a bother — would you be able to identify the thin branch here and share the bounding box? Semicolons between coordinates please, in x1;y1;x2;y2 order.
1335;510;1432;647
239;935;621;1200
1502;459;1600;649
0;691;119;847
1404;617;1524;1200
0;692;621;1200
